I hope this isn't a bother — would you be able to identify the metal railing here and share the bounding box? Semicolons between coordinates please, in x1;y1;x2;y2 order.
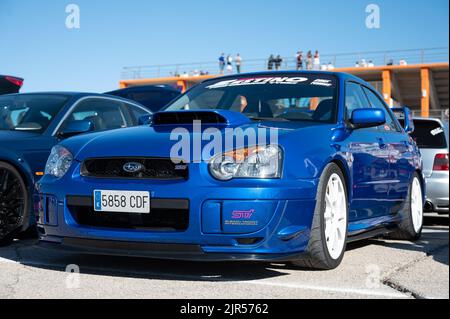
121;47;449;80
411;109;449;123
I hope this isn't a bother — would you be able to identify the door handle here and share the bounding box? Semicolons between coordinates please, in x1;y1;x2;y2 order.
378;138;387;149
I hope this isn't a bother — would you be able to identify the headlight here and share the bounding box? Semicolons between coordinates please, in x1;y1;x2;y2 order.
45;145;73;178
209;145;283;181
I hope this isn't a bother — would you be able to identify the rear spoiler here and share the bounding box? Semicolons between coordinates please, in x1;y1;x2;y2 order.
392;107;414;133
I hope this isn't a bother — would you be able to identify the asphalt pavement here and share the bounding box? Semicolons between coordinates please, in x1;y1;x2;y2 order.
0;215;448;299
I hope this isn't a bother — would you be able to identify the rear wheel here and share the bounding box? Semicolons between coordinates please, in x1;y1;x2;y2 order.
292;163;348;270
387;173;423;241
0;162;27;246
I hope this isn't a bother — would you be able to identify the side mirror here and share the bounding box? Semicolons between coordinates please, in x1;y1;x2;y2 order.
350;108;386;129
392;107;414;133
58;120;94;138
138;114;153;125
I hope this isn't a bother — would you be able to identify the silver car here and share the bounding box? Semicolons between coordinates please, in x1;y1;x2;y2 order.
410;118;449;214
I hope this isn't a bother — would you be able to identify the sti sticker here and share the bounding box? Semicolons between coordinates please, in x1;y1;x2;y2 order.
206;77;308;89
431;127;444;136
224;209;258;226
311;79;333;87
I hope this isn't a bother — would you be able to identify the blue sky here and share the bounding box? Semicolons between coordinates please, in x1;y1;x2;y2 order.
0;0;448;93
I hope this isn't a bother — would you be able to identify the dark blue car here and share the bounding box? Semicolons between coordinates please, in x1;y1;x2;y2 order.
0;92;151;244
37;72;424;270
106;85;181;112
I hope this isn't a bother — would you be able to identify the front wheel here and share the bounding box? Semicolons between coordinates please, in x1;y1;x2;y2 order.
292;163;348;270
0;162;28;246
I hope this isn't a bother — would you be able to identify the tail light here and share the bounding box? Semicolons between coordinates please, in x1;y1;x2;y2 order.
433;153;449;171
5;76;24;88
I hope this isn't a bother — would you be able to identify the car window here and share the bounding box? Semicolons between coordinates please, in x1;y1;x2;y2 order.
408;120;448;149
175;90;226;111
129;90;180;112
362;87;400;132
126;104;151;125
0;94;68;133
60;98;130;133
345;82;370;120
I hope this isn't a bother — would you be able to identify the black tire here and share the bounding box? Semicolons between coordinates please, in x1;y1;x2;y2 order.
387;172;423;241
14;225;38;240
0;162;28;246
291;163;349;270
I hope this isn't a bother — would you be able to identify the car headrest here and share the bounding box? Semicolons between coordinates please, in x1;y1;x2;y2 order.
243;101;273;118
313;99;334;121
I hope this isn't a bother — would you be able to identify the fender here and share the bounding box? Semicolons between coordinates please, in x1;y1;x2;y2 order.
330;154;354;202
0;146;35;188
0;146;36;230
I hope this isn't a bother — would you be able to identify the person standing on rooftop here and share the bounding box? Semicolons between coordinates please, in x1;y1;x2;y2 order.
219;53;225;74
235;54;242;74
313;50;320;70
296;51;303;70
275;55;283;70
226;54;233;74
268;54;274;70
306;51;313;70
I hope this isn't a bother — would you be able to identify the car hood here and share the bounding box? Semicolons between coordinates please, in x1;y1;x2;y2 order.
63;120;328;162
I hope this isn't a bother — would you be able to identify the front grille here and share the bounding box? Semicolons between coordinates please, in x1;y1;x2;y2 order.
67;196;189;231
81;157;188;180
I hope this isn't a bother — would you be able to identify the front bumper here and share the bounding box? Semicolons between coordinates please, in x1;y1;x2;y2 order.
36;169;319;260
38;237;308;262
425;172;449;214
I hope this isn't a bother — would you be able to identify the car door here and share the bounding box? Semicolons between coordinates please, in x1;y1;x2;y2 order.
344;82;391;221
362;87;412;213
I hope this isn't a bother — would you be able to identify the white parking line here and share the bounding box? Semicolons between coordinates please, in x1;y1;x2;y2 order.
238;280;410;298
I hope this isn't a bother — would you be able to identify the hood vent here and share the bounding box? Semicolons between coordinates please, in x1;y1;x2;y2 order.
152;110;251;127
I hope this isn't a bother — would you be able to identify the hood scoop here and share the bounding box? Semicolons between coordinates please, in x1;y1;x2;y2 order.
152;110;251;127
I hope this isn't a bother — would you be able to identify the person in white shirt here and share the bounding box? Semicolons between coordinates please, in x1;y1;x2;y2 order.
399;59;408;66
327;62;335;70
367;60;375;67
226;55;233;74
235;54;242;74
313;50;320;70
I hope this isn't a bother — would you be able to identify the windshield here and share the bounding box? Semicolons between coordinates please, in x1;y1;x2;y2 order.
0;94;69;133
164;74;338;123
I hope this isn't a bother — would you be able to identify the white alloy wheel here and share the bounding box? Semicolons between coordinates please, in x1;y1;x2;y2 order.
324;173;347;260
411;177;423;233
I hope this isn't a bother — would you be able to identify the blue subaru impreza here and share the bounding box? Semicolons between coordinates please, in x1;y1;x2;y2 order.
37;72;424;269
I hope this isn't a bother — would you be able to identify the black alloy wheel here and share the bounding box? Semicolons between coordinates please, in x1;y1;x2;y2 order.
0;162;27;246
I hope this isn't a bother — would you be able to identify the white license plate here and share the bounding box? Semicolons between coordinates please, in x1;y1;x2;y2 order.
93;190;150;213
